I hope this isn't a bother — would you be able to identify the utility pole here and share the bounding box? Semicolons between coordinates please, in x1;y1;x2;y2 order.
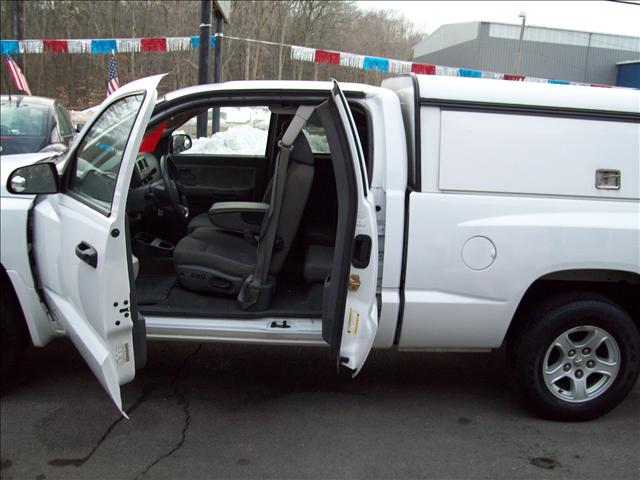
513;11;526;75
196;0;212;138
211;10;223;134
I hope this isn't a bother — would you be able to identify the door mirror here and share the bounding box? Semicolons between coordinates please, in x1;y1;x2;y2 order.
39;142;68;154
172;132;192;154
7;162;59;194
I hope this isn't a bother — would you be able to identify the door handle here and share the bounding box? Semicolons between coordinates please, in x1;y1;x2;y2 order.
351;234;372;269
75;241;98;268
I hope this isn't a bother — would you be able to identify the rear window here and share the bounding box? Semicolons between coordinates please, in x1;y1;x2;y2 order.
0;101;50;154
177;106;270;156
0;102;48;137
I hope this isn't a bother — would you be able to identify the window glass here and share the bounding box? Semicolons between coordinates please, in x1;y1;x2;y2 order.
68;94;144;213
0;101;48;137
56;104;75;138
0;101;50;154
302;112;330;154
177;106;270;156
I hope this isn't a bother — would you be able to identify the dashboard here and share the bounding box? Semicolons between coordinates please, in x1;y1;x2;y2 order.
134;152;161;187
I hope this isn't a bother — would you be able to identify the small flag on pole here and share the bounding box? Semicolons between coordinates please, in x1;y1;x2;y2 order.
4;55;32;95
107;52;120;96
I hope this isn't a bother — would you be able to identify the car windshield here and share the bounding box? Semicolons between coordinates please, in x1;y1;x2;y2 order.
0;101;50;155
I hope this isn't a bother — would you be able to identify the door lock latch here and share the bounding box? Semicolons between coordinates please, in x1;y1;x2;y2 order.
348;274;361;292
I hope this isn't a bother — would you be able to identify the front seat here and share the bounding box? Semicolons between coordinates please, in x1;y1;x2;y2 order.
187;182;272;234
173;132;315;298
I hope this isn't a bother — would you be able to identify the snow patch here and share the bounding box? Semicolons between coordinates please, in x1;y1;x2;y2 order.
189;124;268;155
70;107;99;127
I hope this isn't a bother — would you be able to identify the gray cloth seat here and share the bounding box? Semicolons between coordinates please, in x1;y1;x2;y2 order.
189;209;336;245
174;132;315;296
131;254;140;279
302;221;335;246
303;245;334;283
186;212;213;234
174;228;258;277
186;166;276;235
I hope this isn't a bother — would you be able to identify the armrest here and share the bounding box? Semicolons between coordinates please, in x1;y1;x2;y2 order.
208;201;269;234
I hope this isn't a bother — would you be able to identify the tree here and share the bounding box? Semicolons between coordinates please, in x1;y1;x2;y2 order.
0;0;424;107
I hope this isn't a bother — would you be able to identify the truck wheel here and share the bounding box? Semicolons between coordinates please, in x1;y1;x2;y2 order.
515;294;640;421
0;288;29;390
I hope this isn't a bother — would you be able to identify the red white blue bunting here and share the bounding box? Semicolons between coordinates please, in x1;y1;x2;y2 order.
0;34;616;88
0;36;215;56
290;44;616;87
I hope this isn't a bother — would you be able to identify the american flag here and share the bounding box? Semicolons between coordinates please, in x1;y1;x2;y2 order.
107;54;120;96
4;55;32;95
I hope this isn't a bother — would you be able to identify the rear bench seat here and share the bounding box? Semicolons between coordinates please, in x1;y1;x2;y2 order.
303;244;333;283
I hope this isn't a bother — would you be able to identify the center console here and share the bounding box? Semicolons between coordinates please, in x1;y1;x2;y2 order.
132;232;176;275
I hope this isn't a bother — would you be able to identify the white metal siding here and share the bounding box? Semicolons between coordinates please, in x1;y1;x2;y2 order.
488;23;640;53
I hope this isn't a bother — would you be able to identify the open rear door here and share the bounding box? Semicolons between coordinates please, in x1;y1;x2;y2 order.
322;80;379;375
31;75;164;416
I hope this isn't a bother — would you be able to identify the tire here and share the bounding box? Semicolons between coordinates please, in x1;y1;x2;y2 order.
0;286;29;391
514;293;640;421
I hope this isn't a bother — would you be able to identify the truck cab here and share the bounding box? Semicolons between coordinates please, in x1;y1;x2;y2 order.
2;74;639;421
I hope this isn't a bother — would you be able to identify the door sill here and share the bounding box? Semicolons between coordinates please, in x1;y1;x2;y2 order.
144;314;325;346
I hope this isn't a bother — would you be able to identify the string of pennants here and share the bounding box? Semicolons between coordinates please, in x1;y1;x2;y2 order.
0;36;215;55
290;45;612;87
0;34;614;88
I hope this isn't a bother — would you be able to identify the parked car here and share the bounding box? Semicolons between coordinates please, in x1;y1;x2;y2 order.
1;74;638;422
0;95;76;156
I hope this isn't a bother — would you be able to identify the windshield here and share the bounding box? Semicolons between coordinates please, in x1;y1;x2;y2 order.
0;101;50;155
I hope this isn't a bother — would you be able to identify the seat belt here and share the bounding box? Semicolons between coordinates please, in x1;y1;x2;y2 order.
238;105;316;310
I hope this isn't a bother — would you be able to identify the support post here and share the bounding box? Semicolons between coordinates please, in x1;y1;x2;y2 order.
196;0;212;138
514;12;526;75
211;11;223;134
11;0;25;70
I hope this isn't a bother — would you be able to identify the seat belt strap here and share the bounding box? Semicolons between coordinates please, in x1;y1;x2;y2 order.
238;105;316;309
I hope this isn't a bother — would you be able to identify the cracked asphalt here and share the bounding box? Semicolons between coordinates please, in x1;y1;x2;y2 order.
1;339;639;480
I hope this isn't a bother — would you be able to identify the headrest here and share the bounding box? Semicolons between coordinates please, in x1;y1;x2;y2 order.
278;118;314;166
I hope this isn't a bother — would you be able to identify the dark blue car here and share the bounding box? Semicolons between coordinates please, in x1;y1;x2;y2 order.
0;95;75;156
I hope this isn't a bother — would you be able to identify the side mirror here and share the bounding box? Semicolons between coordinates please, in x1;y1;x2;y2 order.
39;143;68;154
172;132;192;154
7;162;60;195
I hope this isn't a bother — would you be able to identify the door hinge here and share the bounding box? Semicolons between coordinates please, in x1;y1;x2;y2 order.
348;274;361;292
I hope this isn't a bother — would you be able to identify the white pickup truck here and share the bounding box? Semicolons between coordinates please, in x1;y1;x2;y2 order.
1;74;638;421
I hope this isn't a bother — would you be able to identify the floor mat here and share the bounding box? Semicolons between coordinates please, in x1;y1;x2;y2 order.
135;275;177;305
139;276;323;318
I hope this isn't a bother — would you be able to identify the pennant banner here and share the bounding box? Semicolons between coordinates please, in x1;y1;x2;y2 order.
0;33;621;88
0;36;215;56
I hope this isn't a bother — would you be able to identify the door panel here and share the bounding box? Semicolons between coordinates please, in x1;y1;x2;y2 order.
32;75;163;415
173;155;268;214
322;81;379;375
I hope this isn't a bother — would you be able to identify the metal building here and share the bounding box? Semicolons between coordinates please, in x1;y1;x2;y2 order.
412;22;640;86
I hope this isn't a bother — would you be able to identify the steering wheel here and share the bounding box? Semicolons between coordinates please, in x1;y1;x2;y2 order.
159;153;189;218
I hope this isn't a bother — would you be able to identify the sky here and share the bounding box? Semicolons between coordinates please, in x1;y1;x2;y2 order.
358;1;640;38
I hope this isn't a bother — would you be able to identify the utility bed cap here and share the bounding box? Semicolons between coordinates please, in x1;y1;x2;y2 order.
416;75;640;114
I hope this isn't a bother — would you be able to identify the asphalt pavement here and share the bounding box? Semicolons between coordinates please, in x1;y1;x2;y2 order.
1;338;638;480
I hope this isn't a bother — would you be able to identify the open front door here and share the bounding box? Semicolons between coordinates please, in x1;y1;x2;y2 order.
31;75;164;416
322;80;379;375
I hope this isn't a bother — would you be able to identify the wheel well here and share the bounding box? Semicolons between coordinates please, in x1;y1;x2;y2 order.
0;263;29;332
0;264;20;306
506;270;640;353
